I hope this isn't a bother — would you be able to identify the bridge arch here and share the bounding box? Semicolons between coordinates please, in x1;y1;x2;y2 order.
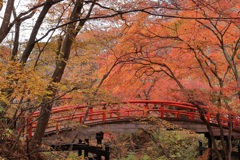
26;100;240;141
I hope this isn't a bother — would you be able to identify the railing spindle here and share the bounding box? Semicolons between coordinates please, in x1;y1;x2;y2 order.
89;107;93;121
161;105;164;118
103;112;106;122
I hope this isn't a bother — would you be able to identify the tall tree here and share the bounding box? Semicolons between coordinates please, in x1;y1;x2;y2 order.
107;1;239;159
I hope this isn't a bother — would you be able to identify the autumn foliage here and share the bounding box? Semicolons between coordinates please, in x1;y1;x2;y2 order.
0;0;239;159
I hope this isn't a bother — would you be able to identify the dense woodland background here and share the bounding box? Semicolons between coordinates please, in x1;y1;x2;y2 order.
0;0;240;159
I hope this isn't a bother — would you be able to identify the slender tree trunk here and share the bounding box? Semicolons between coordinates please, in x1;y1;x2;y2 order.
0;0;14;43
192;102;223;160
226;113;233;160
28;1;95;158
20;0;55;64
28;91;55;158
11;22;20;61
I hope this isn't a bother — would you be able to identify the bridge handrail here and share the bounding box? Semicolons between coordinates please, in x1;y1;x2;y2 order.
31;100;197;117
26;100;240;137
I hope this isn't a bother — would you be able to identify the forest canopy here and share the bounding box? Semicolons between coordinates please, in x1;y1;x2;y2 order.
0;0;239;159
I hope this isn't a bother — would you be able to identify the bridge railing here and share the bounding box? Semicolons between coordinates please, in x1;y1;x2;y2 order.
26;100;240;137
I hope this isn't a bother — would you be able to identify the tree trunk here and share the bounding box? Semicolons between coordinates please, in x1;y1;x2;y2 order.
28;1;92;158
28;92;55;159
20;0;55;64
0;0;14;43
192;102;223;160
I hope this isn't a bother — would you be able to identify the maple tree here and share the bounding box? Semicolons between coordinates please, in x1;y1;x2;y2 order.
98;1;240;159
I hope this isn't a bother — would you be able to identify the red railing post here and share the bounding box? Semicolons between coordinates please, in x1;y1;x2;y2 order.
127;111;130;117
144;103;149;117
189;113;194;120
118;112;120;120
79;116;82;123
110;111;112;118
161;105;164;118
89;107;93;120
177;111;180;118
206;112;210;122
103;112;106;122
56;120;59;131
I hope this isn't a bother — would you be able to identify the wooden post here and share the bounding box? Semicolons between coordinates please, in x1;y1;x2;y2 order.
78;139;82;156
199;140;203;156
105;144;110;160
96;155;101;160
96;131;104;145
207;134;212;160
238;143;240;160
84;139;89;158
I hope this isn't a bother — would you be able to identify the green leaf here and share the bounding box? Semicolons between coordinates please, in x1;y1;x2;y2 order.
0;105;5;113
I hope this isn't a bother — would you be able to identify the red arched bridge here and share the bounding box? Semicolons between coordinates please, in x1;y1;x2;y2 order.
27;100;240;138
